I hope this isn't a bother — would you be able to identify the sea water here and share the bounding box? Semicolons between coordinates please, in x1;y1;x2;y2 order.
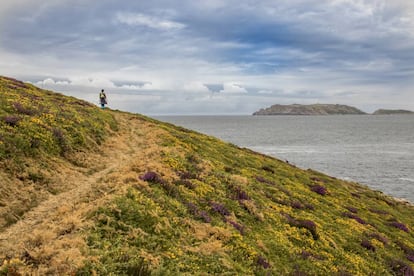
156;115;414;203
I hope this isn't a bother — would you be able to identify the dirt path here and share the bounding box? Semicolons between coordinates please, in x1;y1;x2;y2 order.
0;112;163;273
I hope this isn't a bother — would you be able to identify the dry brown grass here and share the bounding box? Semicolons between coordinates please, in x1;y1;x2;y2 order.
183;219;233;257
188;219;233;242
185;239;225;256
240;200;265;221
230;174;249;185
0;112;171;274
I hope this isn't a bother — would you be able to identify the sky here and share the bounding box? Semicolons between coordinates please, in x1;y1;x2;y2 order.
1;0;414;115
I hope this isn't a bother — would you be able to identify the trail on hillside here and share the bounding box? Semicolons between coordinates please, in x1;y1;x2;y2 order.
0;112;162;273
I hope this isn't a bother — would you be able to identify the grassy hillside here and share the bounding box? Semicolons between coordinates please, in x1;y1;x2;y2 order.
0;76;117;228
1;77;414;275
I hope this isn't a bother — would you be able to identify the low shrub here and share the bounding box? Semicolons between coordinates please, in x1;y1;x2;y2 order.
139;171;162;183
300;250;312;259
175;179;196;190
198;211;212;223
299;250;325;261
310;185;327;196
256;255;271;269
291;201;304;209
210;202;230;217
187;202;198;214
361;239;376;252
255;176;275;185
3;76;27;88
3;115;20;126
368;233;388;245
342;212;366;225
13;102;37;116
285;214;319;240
291;268;310;276
396;241;414;263
407;255;414;263
389;221;409;233
369;208;389;215
261;166;274;174
224;166;233;173
397;241;414;255
125;259;151;276
351;192;361;198
389;259;414;276
228;220;245;235
232;186;250;201
290;200;314;210
160;181;179;197
345;206;358;213
139;171;179;197
186;202;212;223
177;171;197;180
304;203;315;210
52;127;68;153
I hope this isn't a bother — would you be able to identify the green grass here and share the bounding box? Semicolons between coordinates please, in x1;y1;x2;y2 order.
82;116;414;275
0;76;118;229
0;76;117;171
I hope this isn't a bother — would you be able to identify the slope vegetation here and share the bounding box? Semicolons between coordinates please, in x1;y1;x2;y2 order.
0;76;117;229
1;77;413;275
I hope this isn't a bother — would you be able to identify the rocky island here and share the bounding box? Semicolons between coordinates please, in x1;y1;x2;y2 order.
372;109;414;115
253;104;367;115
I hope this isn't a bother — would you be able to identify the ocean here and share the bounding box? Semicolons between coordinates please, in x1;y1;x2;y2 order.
156;115;414;203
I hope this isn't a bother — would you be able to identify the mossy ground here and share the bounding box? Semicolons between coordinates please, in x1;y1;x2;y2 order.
0;77;413;275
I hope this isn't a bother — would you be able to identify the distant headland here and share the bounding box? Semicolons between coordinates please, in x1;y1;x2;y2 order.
372;109;414;115
253;104;414;116
253;104;366;115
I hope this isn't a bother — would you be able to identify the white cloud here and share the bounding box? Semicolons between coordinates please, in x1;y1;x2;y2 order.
257;90;274;94
119;83;158;90
219;82;248;94
69;77;116;88
35;78;70;86
33;77;165;92
115;12;185;30
183;82;210;93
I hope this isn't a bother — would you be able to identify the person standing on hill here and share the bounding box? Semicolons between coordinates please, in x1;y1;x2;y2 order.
99;89;107;109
